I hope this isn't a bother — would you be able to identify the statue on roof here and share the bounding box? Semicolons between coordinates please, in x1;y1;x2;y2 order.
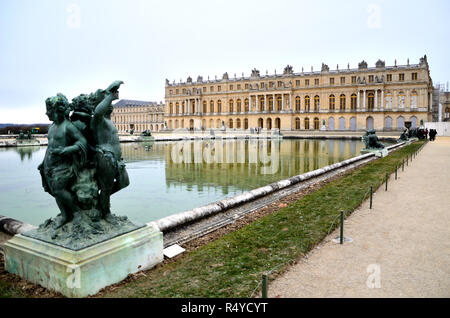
375;59;385;68
358;60;368;70
283;65;294;75
251;68;260;77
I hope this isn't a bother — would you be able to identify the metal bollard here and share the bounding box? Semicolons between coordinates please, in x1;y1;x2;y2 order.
385;173;388;191
370;186;373;209
395;165;398;180
262;274;268;298
402;159;404;171
407;156;408;166
340;211;344;245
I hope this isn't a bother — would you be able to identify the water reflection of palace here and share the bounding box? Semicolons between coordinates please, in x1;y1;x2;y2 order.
120;142;166;162
163;139;364;194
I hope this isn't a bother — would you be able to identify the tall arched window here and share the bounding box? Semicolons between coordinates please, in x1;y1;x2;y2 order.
340;94;346;111
305;96;310;112
339;117;345;130
258;118;264;128
385;94;393;109
176;102;180;114
368;92;374;111
397;116;405;130
385;116;392;130
410;92;418;109
244;118;248;129
236;118;241;129
268;96;274;112
217;100;222;113
244;99;249;112
329;95;335;111
203;101;207;113
304;117;310;130
266;118;272;130
314;95;320;112
410;116;417;128
259;97;264;112
350;117;356;131
169;103;173;114
275;118;281;129
366;116;374;130
229;99;234;113
210;100;214;113
182;102;185;114
398;92;405;109
314;117;320;130
445;107;450;120
276;96;282;111
295;96;301;112
295;117;300;129
328;117;335;130
237;99;241;112
228;118;233;128
351;94;357;111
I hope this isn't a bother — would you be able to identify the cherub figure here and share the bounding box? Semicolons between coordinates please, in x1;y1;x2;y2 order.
91;81;130;221
38;93;88;228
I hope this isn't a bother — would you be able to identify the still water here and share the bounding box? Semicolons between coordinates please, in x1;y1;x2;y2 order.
0;139;366;225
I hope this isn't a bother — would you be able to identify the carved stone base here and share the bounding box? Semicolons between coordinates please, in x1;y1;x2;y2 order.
2;224;163;298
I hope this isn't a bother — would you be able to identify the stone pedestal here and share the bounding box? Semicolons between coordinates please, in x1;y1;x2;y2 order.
2;224;163;298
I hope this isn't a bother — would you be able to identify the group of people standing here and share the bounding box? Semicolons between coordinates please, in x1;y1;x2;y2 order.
428;129;438;141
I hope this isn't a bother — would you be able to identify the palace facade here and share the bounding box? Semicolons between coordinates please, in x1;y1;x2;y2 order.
111;99;165;133
164;56;433;132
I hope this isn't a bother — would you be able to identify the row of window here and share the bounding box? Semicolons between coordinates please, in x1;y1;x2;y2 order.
166;115;417;131
169;72;419;95
115;123;164;132
168;92;419;114
112;114;163;124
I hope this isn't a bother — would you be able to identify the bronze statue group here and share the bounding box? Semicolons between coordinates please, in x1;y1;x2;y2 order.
38;81;129;228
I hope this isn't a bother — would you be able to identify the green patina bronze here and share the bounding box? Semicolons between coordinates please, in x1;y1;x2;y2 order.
24;81;143;250
362;129;385;150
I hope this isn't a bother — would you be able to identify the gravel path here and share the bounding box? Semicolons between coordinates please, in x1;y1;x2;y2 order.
269;137;450;298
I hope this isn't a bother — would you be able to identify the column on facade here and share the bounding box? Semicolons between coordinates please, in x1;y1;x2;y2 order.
374;90;378;110
429;91;433;110
273;94;276;112
357;90;360;110
282;94;285;111
289;93;293;111
393;91;398;110
406;90;410;111
264;94;267;112
363;90;366;110
381;90;384;110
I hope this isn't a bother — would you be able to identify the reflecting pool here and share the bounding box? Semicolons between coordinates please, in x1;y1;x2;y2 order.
0;139;366;225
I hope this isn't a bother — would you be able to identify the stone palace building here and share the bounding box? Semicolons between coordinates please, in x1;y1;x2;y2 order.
164;55;433;132
111;99;165;133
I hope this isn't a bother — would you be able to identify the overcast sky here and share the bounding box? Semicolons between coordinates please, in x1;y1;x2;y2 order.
1;0;449;124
